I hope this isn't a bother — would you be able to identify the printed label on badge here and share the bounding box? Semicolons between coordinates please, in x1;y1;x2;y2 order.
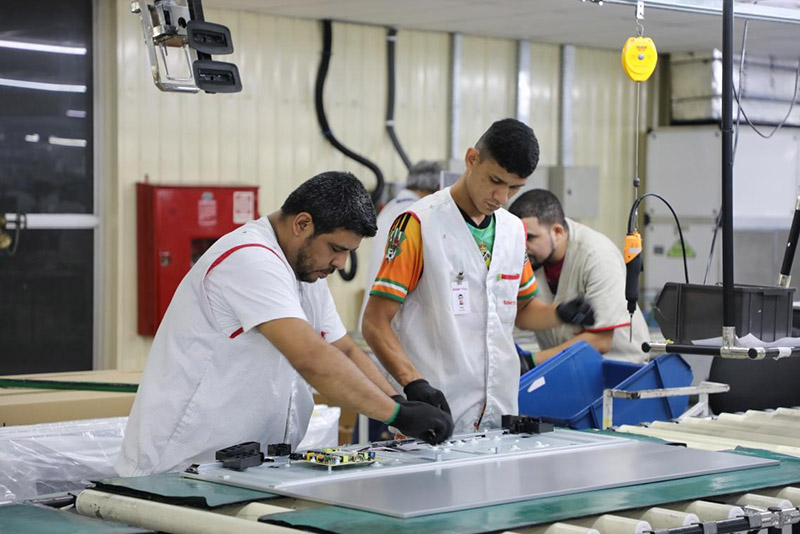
451;282;470;314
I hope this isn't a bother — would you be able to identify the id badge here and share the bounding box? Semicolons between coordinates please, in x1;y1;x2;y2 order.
451;282;470;314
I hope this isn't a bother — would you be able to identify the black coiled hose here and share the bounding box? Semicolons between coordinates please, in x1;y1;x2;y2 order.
314;19;385;281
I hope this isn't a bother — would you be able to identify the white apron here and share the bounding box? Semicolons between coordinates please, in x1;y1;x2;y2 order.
116;219;324;476
393;188;526;433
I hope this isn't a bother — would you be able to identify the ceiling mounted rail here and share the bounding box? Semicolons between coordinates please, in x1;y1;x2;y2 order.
593;0;800;25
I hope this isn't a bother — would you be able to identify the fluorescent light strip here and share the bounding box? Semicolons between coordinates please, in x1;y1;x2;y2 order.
49;136;87;148
66;110;87;118
0;77;86;93
0;39;86;55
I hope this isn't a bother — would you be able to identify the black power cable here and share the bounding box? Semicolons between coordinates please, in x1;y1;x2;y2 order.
629;193;690;284
727;22;800;290
732;20;800;140
704;18;800;284
385;27;412;171
314;19;385;281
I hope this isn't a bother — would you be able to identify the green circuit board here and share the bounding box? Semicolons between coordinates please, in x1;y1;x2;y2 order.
292;448;377;467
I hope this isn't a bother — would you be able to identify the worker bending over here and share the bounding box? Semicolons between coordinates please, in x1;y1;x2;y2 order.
508;189;648;368
362;119;595;434
117;172;453;476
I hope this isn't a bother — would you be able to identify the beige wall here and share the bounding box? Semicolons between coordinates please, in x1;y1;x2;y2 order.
527;43;561;167
108;3;451;368
456;36;517;155
571;47;654;246
104;1;653;370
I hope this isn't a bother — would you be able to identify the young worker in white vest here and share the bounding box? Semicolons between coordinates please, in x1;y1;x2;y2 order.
508;189;649;368
362;119;595;434
117;172;454;476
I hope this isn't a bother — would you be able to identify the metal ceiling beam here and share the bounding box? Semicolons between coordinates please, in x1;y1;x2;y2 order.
597;0;800;25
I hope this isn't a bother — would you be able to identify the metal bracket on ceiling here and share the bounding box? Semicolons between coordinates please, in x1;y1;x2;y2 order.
130;0;242;94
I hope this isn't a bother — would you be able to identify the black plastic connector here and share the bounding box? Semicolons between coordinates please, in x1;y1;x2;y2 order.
502;415;554;435
187;21;234;55
267;443;291;457
215;441;264;471
192;60;242;94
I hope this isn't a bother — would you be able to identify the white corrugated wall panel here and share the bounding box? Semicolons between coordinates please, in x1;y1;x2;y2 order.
527;43;560;168
115;0;146;369
329;27;451;319
322;22;390;321
571;46;651;248
110;3;450;368
395;30;450;166
456;36;516;157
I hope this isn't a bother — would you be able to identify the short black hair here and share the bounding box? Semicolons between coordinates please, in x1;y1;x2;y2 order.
475;118;539;178
508;189;566;228
281;171;378;237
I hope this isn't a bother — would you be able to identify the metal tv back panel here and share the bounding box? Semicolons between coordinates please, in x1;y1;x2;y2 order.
185;430;776;518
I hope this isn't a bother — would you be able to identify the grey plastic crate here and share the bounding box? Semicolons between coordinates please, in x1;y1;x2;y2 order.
654;282;795;343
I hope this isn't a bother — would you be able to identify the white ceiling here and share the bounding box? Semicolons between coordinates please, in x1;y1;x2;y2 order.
205;0;800;59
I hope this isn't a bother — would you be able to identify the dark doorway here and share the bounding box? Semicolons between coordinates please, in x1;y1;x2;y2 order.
0;0;95;374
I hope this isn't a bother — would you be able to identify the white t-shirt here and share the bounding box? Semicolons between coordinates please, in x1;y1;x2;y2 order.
116;218;346;476
205;242;345;343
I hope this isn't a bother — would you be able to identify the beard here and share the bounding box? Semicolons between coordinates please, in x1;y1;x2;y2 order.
296;238;335;282
529;236;556;271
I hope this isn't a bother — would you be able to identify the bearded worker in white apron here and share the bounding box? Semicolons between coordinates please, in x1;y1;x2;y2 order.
362;119;596;434
509;189;649;367
116;172;454;476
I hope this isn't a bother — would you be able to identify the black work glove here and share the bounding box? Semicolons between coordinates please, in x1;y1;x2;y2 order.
391;400;454;445
516;343;535;375
556;296;596;326
403;379;451;415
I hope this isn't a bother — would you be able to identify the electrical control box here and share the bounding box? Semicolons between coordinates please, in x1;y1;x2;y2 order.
643;126;800;313
137;183;259;335
509;166;598;218
547;166;599;219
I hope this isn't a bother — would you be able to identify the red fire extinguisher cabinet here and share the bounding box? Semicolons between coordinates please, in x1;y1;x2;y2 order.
137;183;259;335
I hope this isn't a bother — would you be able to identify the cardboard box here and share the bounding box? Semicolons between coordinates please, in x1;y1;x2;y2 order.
0;370;141;426
0;390;136;426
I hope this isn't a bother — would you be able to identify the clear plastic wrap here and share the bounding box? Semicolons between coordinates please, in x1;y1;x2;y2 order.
0;404;341;503
297;404;341;450
0;417;127;502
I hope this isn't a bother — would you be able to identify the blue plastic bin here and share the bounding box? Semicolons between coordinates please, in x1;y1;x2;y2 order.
518;341;693;428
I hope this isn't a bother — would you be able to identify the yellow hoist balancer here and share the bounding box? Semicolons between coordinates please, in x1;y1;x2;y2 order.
621;36;658;82
622;20;657;339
